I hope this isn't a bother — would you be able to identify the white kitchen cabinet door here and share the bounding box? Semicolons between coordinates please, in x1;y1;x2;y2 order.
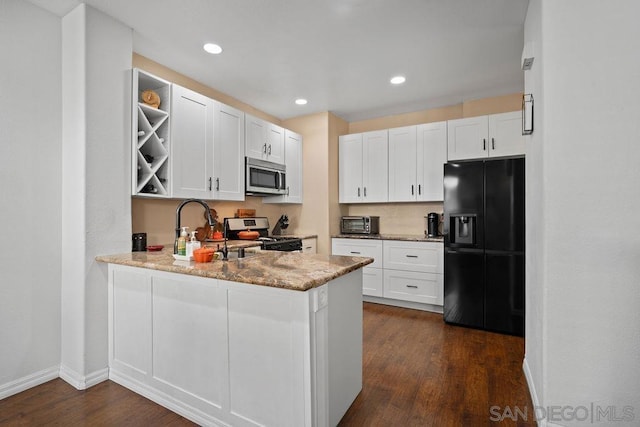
417;121;447;201
171;84;214;199
382;240;443;274
362;130;388;203
266;122;285;164
383;269;443;305
332;238;383;268
245;114;267;160
339;133;364;203
488;111;525;158
447;115;489;161
388;126;418;202
245;114;285;163
301;237;317;253
264;129;303;204
362;267;383;297
213;101;245;201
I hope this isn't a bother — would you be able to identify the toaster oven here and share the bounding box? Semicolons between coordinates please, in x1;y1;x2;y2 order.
340;216;380;235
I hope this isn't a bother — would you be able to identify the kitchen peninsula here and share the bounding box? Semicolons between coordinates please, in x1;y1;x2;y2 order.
96;249;372;427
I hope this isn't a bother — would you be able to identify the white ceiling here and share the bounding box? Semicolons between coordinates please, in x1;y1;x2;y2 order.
28;0;529;122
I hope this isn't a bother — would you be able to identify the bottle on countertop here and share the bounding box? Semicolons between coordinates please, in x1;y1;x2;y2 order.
177;226;188;256
186;230;200;258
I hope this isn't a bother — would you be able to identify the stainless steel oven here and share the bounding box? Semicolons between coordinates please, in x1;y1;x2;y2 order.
245;157;287;195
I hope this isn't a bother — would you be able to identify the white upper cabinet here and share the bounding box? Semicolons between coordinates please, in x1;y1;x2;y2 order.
417;121;447;201
388;122;446;202
488;111;526;158
245;114;285;164
447;115;489;161
339;133;364;203
213;101;245;201
339;130;388;203
447;111;524;161
172;84;246;201
388;126;418;202
171;84;214;199
264;129;303;204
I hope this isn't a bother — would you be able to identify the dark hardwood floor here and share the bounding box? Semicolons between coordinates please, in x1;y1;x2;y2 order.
339;303;534;426
0;302;534;426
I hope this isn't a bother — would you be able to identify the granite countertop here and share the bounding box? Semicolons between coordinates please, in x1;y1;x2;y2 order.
274;233;318;240
332;233;444;243
96;247;372;291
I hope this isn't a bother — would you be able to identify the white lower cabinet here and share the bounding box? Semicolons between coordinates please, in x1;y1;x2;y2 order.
383;240;443;273
383;270;443;305
362;267;383;297
108;264;363;427
332;238;443;306
301;237;317;254
331;239;383;297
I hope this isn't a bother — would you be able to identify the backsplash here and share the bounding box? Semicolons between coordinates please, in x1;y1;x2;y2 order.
132;197;301;245
346;202;443;236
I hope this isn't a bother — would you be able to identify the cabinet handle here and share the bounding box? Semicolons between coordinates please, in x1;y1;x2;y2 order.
357;187;361;197
364;187;367;197
208;177;212;191
350;251;361;254
263;143;267;153
418;184;421;195
406;285;419;289
286;186;290;196
411;184;414;195
406;254;418;258
268;144;272;155
483;138;487;150
216;177;220;191
492;137;495;150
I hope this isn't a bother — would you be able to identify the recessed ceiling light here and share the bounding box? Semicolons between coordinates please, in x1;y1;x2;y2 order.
295;98;308;105
390;75;406;85
203;43;222;54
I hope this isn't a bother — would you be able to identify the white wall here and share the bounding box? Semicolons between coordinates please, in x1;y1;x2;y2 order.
60;4;132;387
525;1;640;425
523;0;545;413
0;0;63;397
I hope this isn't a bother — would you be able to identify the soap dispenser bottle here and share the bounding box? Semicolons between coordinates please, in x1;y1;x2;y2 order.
177;226;188;256
186;230;200;257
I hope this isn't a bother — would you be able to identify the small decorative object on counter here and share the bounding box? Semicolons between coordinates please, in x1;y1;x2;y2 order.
141;89;161;108
132;232;146;252
193;247;215;263
177;226;188;256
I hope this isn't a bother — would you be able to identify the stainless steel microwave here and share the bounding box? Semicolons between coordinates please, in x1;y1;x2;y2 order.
245;157;287;196
340;216;380;235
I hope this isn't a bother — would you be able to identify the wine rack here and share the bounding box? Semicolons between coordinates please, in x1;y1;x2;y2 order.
132;68;171;197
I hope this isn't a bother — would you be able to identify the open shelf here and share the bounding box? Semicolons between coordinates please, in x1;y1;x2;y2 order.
132;69;171;197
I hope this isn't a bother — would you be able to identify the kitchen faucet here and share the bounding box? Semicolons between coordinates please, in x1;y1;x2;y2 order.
174;199;216;254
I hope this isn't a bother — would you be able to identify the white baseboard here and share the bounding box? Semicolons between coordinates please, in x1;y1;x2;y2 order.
363;296;444;314
523;357;565;427
0;366;60;400
59;365;109;390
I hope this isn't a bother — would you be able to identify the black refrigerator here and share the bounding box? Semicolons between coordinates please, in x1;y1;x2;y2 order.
443;158;525;336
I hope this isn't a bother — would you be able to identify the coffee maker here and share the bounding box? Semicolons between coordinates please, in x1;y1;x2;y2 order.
426;212;439;237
